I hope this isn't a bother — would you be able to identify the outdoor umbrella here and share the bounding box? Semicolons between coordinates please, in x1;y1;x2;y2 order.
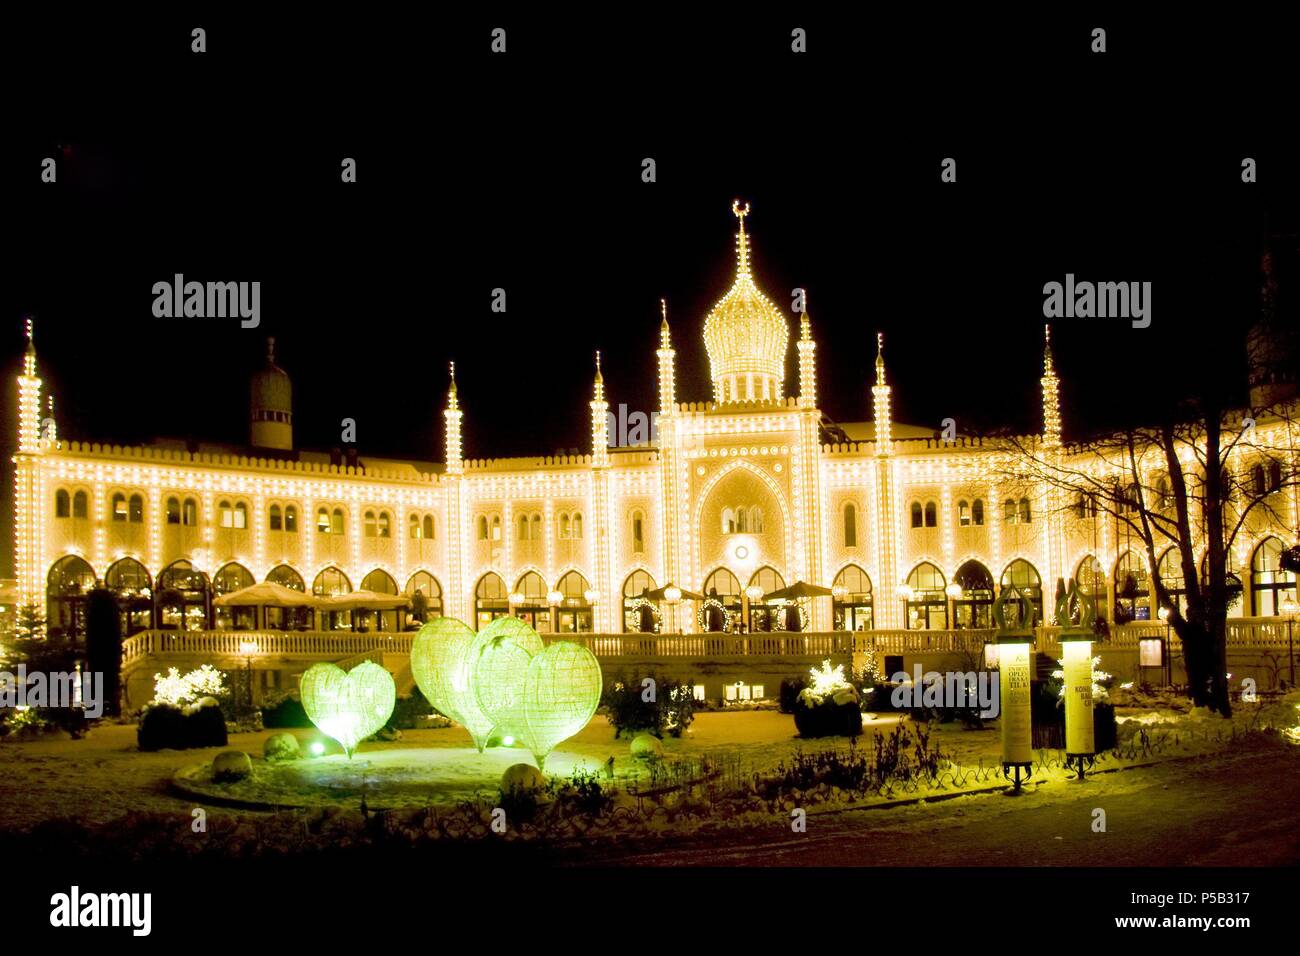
213;581;321;608
321;590;411;611
762;581;833;601
645;584;707;602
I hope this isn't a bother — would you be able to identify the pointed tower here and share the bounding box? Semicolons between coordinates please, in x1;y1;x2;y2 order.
702;201;790;403
797;302;817;408
1041;324;1062;449
590;351;609;468
15;318;46;607
444;361;463;475
870;332;901;626
249;337;293;450
657;299;676;416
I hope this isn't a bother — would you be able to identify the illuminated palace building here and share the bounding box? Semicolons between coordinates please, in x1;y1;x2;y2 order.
11;204;1300;648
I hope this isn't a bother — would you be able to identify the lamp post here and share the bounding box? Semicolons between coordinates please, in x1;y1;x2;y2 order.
1056;582;1097;780
547;589;563;633
239;640;259;711
945;582;963;629
664;584;682;634
1281;596;1298;687
896;583;914;629
583;587;599;634
993;587;1035;793
744;583;764;633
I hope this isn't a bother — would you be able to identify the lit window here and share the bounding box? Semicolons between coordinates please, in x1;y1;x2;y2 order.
477;516;488;540
924;501;937;528
972;499;984;525
1003;499;1017;524
572;513;583;539
234;502;248;529
317;508;331;533
182;498;197;526
55;489;70;518
910;501;923;528
269;504;282;531
530;514;541;541
219;500;234;528
957;500;970;527
423;515;434;540
559;513;571;539
411;514;422;539
112;493;127;522
285;505;297;533
364;511;377;537
73;491;88;519
519;514;530;540
378;512;390;538
331;508;344;535
166;497;181;525
129;494;144;523
1018;497;1032;524
491;515;501;541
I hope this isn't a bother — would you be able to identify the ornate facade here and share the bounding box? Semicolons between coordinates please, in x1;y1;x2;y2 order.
13;205;1299;641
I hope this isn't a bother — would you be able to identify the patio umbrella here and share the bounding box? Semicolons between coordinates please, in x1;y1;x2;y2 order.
213;581;321;608
763;580;833;601
322;590;411;611
645;584;707;602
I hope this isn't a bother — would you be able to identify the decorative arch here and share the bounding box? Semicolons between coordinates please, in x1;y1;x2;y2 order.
156;559;210;631
1000;558;1042;627
1074;553;1108;622
693;459;793;581
951;558;994;629
1112;550;1149;623
360;568;398;595
554;570;594;633
1251;535;1295;617
474;570;509;630
105;556;152;636
213;561;254;596
831;563;873;631
45;555;98;639
312;566;352;597
405;570;443;621
904;561;947;630
266;564;306;591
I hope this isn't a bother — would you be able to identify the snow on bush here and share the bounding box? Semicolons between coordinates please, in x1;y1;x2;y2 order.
152;664;227;707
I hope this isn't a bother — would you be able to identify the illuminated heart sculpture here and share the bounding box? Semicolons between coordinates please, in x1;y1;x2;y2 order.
299;660;396;758
410;617;494;752
520;641;603;768
470;616;545;741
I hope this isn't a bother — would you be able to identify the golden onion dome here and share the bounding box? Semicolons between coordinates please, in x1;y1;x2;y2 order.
702;201;790;403
250;337;292;413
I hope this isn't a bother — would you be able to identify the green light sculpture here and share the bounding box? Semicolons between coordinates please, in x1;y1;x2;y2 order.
521;641;603;769
411;615;603;768
299;660;396;758
410;617;494;752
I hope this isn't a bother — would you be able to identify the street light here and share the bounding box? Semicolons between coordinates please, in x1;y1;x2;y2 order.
239;640;259;712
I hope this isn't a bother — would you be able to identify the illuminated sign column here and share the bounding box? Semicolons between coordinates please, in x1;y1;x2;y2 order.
1056;580;1098;777
994;587;1036;791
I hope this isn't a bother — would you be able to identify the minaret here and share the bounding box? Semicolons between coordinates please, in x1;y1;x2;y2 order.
656;299;676;416
870;332;901;627
249;337;294;450
797;303;817;408
443;361;463;475
15;318;45;608
590;351;609;468
44;394;57;447
872;332;893;454
1041;324;1062;450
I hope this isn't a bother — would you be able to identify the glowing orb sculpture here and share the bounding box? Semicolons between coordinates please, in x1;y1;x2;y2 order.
299;660;396;758
521;641;602;768
411;617;493;752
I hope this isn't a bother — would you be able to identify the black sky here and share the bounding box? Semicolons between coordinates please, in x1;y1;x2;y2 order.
3;11;1297;577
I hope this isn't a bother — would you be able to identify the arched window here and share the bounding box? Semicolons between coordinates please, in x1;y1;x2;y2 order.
972;499;985;525
46;555;98;639
736;508;749;533
269;504;282;531
512;571;550;632
312;566;352;597
905;562;947;630
1000;558;1042;627
491;515;501;541
702;568;742;630
284;505;297;533
843;503;857;547
1269;461;1282;492
157;560;209;631
631;509;645;553
360;569;398;594
104;557;153;634
1017;497;1032;523
555;570;594;633
622;569;657;633
213;562;254;596
128;494;144;523
55;489;70;518
331;508;344;535
317;508;331;533
73;491;88;519
411;514;422;539
423;515;434;540
924;501;937;527
518;513;530;540
832;565;873;631
378;512;391;538
364;511;377;537
1251;536;1296;617
266;564;305;590
1075;555;1108;623
405;571;443;620
1157;547;1185;616
1252;464;1267;497
1114;551;1150;623
951;560;994;629
746;566;786;632
111;492;127;522
910;501;923;528
1003;498;1016;523
957;500;969;527
477;515;489;540
750;506;763;534
721;507;736;535
572;513;583;538
165;496;181;524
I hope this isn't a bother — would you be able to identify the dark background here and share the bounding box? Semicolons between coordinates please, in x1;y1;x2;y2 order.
2;10;1297;577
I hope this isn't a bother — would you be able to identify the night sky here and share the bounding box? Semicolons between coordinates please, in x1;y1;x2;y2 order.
3;13;1297;577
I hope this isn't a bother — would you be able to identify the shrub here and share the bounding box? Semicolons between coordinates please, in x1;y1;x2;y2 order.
386;688;436;731
136;700;229;751
778;677;808;714
261;693;313;729
793;691;863;738
602;673;696;738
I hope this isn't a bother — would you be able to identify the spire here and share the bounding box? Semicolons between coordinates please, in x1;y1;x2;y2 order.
590;350;609;467
732;199;752;276
872;331;892;454
874;331;887;386
444;361;463;474
23;317;37;376
659;298;671;348
1043;323;1055;375
800;294;812;341
797;299;817;408
657;300;677;415
1041;324;1062;449
593;350;604;397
